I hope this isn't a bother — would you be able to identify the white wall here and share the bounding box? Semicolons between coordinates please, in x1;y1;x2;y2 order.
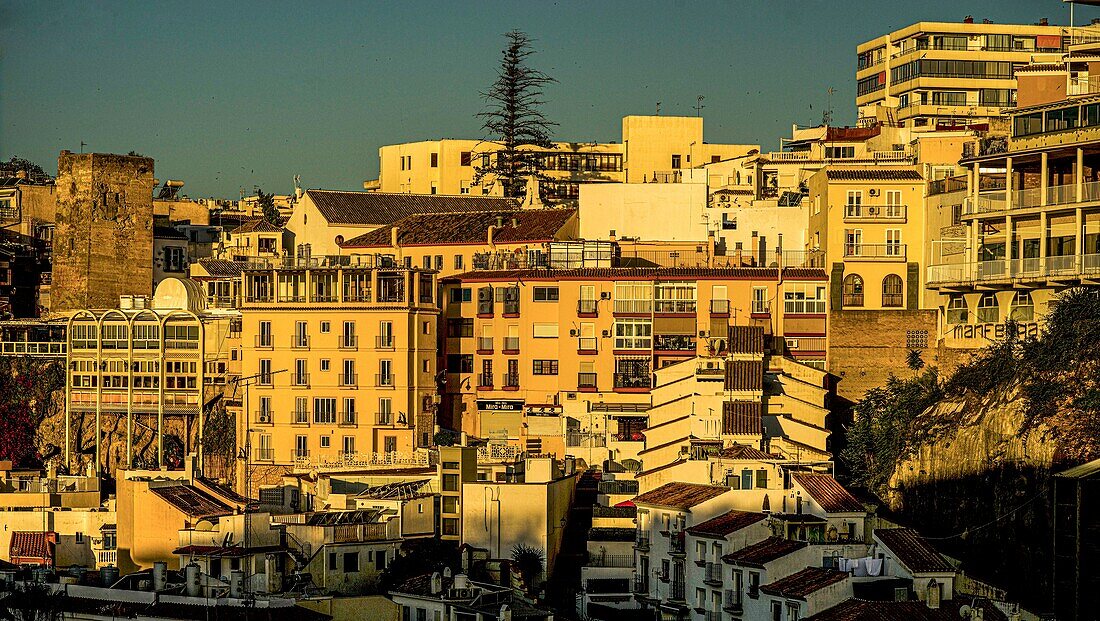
580;183;709;242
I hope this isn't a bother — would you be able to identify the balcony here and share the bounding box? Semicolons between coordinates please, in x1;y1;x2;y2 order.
669;531;685;555
704;611;722;621
375;411;394;425
842;204;907;222
654;299;696;314
614;300;653;314
339;335;358;349
599;480;639;495
963;182;1100;216
502;337;520;353
653;334;697;353
635;532;651;551
255;334;273;349
577;337;597;353
477;337;494;354
704;562;723;586
751;300;770;315
1069;75;1100;97
254;410;273;425
339;373;358;388
291;373;310;387
502;373;519;391
710;299;730;315
340;412;356;426
578;372;598;391
376;335;395;350
587;553;634;568
477;373;494;390
670;577;686;601
928;253;1100;287
290;335;310;349
614;373;651;391
375;373;395;388
843;243;906;261
578;299;598;316
632;576;650;594
292;410;309;424
255;448;275;461
723;590;743;613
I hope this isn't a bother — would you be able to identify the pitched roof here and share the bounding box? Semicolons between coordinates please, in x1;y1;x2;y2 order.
717;443;779;460
760;567;848;600
1056;458;1100;479
9;531;54;563
194;258;243;278
150;484;234;518
304;190;518;226
631;482;729;511
874;528;954;573
793;473;865;513
340;208;575;248
722;537;807;568
446;266;827;282
825;169;923;181
685;510;766;538
805;599;957;621
231;218;283;234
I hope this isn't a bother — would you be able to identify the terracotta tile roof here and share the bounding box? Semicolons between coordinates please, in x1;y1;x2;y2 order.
151;484;234;518
874;528;954;573
723;401;763;435
760;567;848;600
631;482;729;510
195;258;243;277
685;510;766;537
9;531;54;564
805;599;956;621
340;208;575;248
305;190;518;226
722;537;807;568
825;169;923;181
793;473;865;513
717;443;778;460
446;266;826;282
231;218;283;234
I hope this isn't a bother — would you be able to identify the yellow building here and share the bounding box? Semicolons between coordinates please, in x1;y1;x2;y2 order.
856;20;1065;129
64;278;239;476
369;115;757;199
807;167;926;311
218;218;292;262
237;256;439;486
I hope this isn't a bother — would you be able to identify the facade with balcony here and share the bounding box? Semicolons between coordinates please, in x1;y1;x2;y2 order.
926;95;1100;348
238;257;438;485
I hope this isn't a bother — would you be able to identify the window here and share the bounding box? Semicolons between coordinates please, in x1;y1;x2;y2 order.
434;255;443;270
784;284;826;314
328;552;337;571
258;359;272;385
343;552;359;573
977;293;999;324
320;359;330;372
614;282;653;313
885;190;903;217
460;151;472;166
294;359;308;385
75;532;84;544
906;330;929;349
771;602;782;621
443;474;459;492
295;397;308;423
752;286;769;314
164;246;186;272
454;255;464;270
882;274;904;308
533;360;559;375
343;398;356;424
378;397;392;424
342;436;355;457
886;229;903;256
533;286;559;301
844;229;863;256
442;496;458;513
449;287;472;303
430;153;438;167
946;295;968;324
448;318;474;338
671;154;682;169
1046;106;1080;133
314;398;337;424
826;146;855;159
786;602;800;621
755;469;768;489
614;319;652;349
320;436;331;448
748;571;760;597
320;321;330;334
532;323;559;338
447;354;474;373
1010;291;1034;321
423;256;432;270
1013;111;1044;137
295;435;308;458
843;274;864;307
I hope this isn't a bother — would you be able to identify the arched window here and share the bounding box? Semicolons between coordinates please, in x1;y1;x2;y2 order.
946;296;968;325
977;293;999;324
1010;291;1034;322
843;274;864;307
882;274;904;308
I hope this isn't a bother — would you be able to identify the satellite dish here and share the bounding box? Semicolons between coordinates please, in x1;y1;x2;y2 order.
959;604;972;618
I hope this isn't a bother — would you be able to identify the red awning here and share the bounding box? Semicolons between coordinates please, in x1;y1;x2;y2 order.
614;500;636;508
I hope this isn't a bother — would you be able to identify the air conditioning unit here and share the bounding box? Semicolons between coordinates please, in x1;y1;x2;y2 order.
600;292;611;300
569;329;579;337
699;330;710;337
867;207;880;215
258;413;271;424
602;330;611;338
566;392;577;400
786;339;800;349
868;189;880;197
720;194;730;202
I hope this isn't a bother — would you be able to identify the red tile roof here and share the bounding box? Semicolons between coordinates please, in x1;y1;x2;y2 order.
717;443;779;460
305;190;518;226
722;537;807;568
825;169;923;181
9;531;55;564
151;484;234;518
631;482;729;511
231;218;283;234
805;599;957;621
445;266;829;282
723;401;762;435
760;567;848;600
685;510;766;538
793;473;865;513
340;209;575;248
874;528;954;573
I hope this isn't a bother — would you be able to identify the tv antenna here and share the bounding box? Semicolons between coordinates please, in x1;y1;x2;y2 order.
823;87;836;125
656;101;662;116
694;95;706;117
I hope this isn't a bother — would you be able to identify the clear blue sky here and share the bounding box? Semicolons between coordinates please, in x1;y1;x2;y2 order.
2;0;1097;199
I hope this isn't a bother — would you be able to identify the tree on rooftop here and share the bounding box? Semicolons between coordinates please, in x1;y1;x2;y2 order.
255;188;279;225
0;157;52;184
474;30;558;200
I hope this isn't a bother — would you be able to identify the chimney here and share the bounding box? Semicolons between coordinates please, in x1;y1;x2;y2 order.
707;231;716;267
1039;17;1048;26
609;230;617;243
495;214;505;228
963;15;973;24
750;231;759;266
487;225;496;248
430;571;443;595
510;216;519;228
391;226;400;249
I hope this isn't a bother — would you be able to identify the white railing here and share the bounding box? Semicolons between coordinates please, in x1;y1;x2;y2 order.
96;550;117;565
1045;255;1077;276
294;450;434;470
929;254;1100;285
1069;76;1100;96
477;444;522;462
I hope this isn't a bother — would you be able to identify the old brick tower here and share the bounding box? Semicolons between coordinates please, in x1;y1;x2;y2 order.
52;151;155;312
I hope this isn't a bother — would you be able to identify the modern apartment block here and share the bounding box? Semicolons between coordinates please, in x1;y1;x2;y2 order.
856;20;1065;130
64;278;238;475
368;115;758;200
237;256;439;484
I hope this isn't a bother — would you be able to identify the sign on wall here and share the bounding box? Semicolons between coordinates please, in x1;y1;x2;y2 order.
476;399;524;412
946;321;1039;344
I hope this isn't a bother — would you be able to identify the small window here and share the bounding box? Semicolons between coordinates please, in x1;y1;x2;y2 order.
533;360;559;375
843;274;864;307
320;321;330;334
671;154;682;169
430;153;438;167
344;552;360;573
947;296;968;325
977;293;999;324
533;286;559;302
320;359;330;372
1010;291;1034;322
882;274;904;308
460;151;472;166
454;255;464;270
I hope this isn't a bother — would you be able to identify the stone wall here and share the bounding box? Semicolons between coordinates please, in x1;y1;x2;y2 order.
52;152;154;312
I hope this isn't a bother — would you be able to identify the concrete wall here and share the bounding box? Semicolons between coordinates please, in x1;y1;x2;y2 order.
53;152;155;312
579;181;708;242
827;309;941;402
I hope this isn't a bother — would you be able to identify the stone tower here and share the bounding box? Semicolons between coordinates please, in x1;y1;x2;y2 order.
52;151;155;312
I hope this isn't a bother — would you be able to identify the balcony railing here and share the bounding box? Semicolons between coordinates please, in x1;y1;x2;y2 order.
290;335;309;349
723;589;743;613
670;577;686;601
339;335;358;349
633;576;650;594
255;448;275;461
254;410;273;425
578;299;598;315
653;335;696;352
292;373;310;387
636;532;651;550
928;253;1100;285
255;334;273;348
375;411;393;425
654;300;697;313
578;337;597;352
376;335;395;350
502;373;519;389
1069;75;1100;96
963;182;1100;215
669;531;685;555
710;299;730;314
478;373;494;389
477;337;494;352
843;243;906;260
751;300;770;314
614;299;653;314
375;373;395;387
578;372;598;390
502;337;520;353
599;480;639;495
842;204;907;221
0;342;66;357
587;553;634;568
339;373;358;388
614;374;651;390
704;562;723;586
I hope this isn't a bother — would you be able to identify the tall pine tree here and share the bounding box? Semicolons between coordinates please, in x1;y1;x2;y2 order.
474;30;557;199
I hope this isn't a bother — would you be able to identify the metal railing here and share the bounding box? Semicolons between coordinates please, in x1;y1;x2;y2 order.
375;335;395;349
254;334;273;348
478;373;494;388
292;373;310;387
477;337;494;352
654;300;697;313
614;299;653;314
578;299;598;315
704;562;723;585
670;577;685;600
290;335;309;349
633;576;650;594
653;335;696;352
502;373;519;388
842;204;907;221
843;243;906;260
0;342;66;356
587;553;634;568
339;335;358;349
502;337;520;352
254;410;274;425
578;372;598;389
255;448;275;461
577;337;597;351
929;254;1100;285
599;480;639;494
375;373;395;387
723;589;742;612
339;373;358;387
375;411;393;425
636;532;651;550
614;373;651;389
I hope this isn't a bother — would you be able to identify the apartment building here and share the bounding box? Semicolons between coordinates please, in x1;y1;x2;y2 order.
925;92;1100;349
440;261;829;458
856;19;1065;129
237;256;438;486
369;115;757;200
64;277;238;475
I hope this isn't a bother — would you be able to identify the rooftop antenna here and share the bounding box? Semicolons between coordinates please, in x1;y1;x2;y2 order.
823;87;836;126
79;141;87;154
694;95;706;117
656;101;662;116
